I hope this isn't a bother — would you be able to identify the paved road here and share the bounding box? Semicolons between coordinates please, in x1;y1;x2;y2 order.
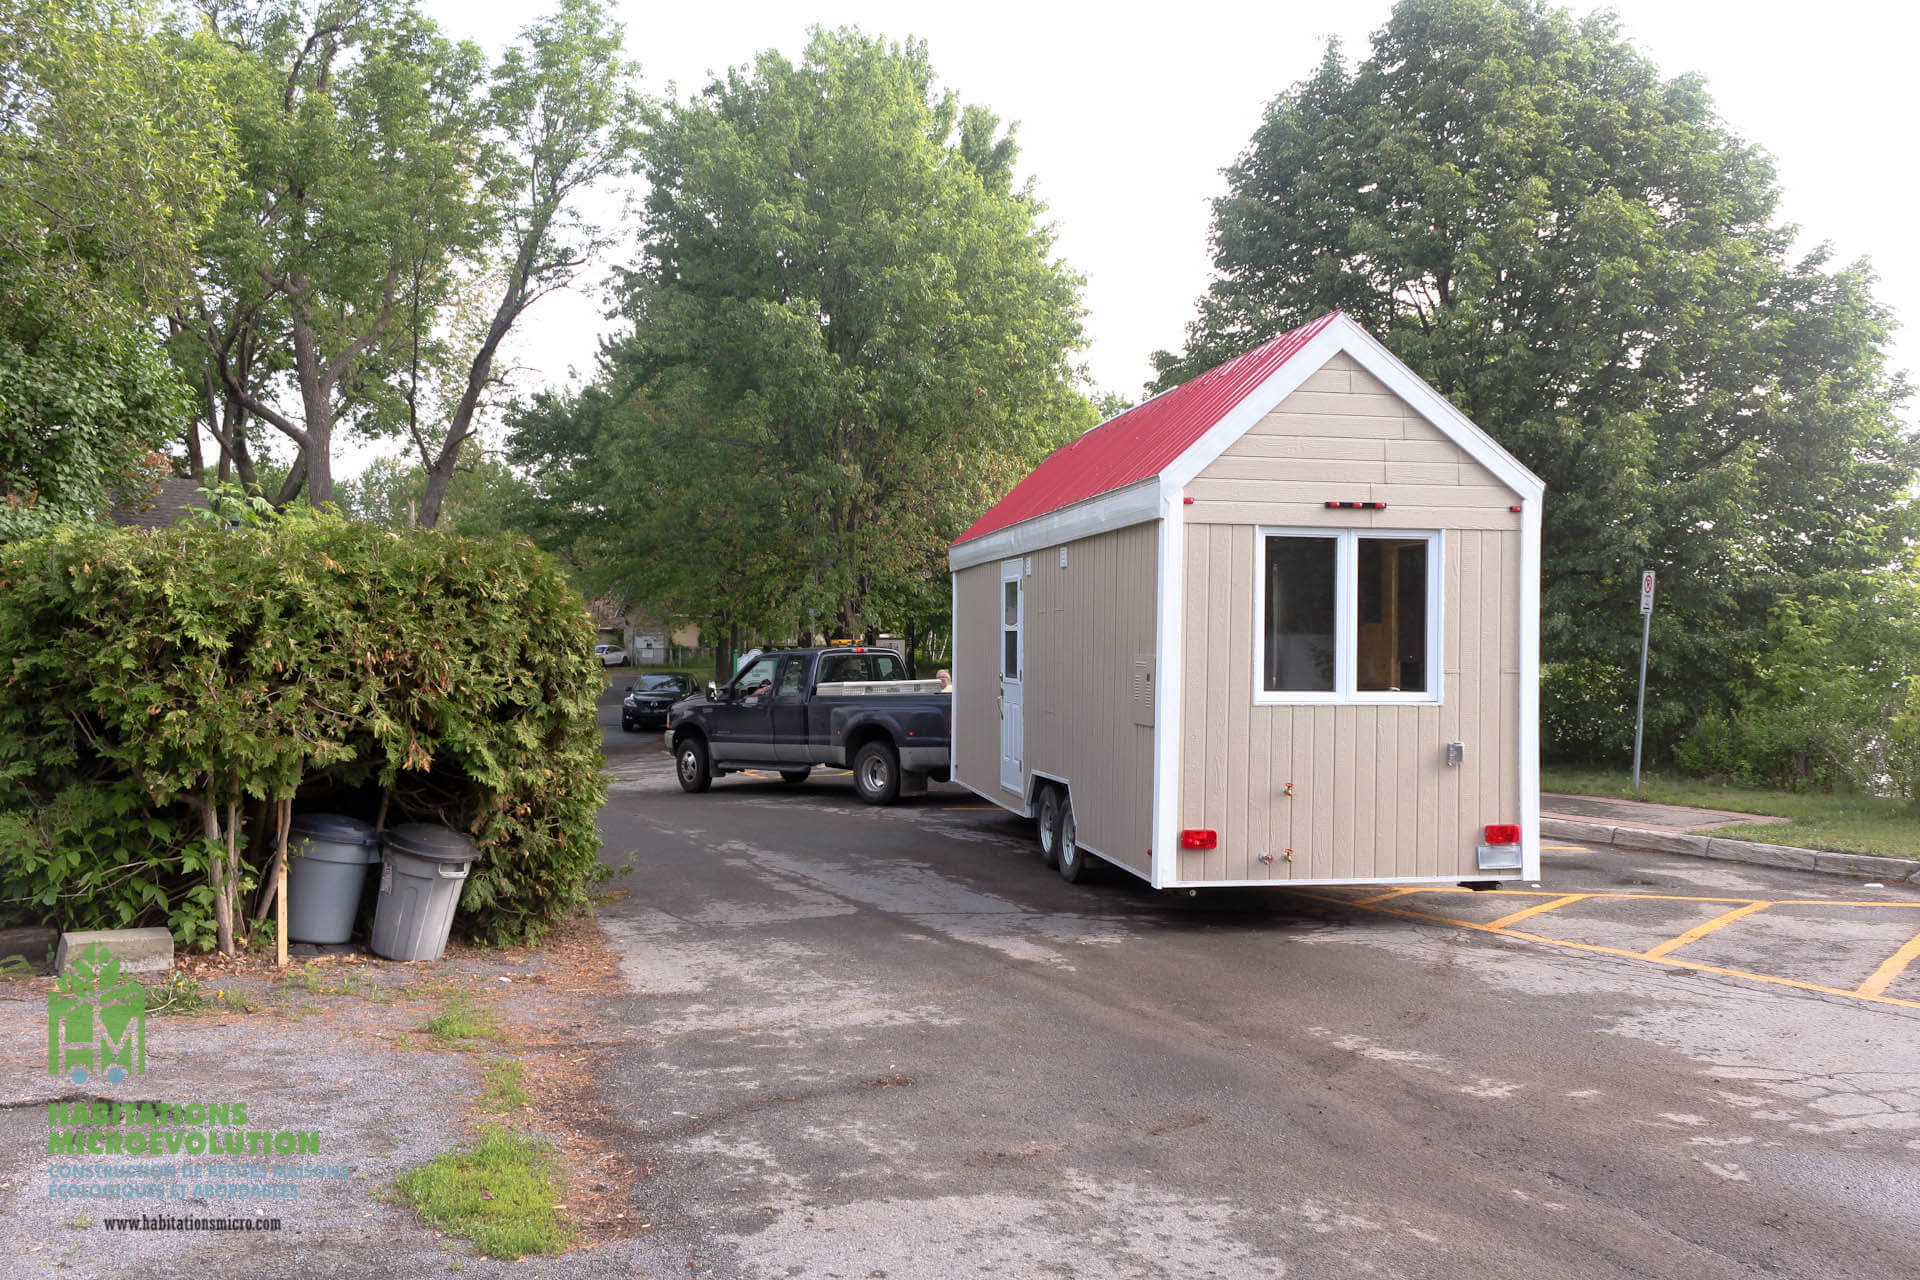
592;704;1920;1279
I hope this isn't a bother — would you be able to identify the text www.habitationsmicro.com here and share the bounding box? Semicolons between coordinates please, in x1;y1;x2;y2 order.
102;1215;280;1232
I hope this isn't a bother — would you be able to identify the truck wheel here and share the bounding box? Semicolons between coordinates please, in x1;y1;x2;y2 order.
779;769;811;785
1055;795;1093;883
1035;785;1062;868
675;736;712;794
852;741;900;805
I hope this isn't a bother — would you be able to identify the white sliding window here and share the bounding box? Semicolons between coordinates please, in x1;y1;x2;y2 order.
1254;528;1442;705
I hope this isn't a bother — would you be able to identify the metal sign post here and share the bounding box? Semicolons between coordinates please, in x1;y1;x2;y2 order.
1631;570;1655;791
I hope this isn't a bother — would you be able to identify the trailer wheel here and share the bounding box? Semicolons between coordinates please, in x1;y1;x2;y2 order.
675;736;712;794
1054;794;1094;883
852;741;901;805
779;769;811;785
1035;785;1063;868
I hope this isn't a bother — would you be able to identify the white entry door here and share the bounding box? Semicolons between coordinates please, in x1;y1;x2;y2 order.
999;559;1024;795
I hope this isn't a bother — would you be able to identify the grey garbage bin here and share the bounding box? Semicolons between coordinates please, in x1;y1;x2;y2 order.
284;813;380;944
369;824;476;962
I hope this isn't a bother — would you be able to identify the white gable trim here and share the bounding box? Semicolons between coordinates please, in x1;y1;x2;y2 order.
1158;313;1545;502
948;478;1159;571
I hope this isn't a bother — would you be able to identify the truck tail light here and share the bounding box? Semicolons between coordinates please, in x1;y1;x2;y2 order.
1484;824;1520;846
1180;829;1217;850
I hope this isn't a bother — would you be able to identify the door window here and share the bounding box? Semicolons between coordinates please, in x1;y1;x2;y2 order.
733;656;779;697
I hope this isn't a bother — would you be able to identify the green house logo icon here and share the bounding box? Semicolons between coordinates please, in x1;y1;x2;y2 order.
47;943;146;1084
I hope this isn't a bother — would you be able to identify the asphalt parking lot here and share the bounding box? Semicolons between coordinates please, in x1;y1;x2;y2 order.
590;698;1920;1280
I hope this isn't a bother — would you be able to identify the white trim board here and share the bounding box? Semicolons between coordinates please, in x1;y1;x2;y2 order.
949;479;1160;571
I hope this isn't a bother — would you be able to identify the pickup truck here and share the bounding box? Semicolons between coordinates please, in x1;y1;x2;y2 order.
664;647;952;805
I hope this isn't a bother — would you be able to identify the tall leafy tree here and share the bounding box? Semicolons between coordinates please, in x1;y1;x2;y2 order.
0;0;231;535
406;0;641;528
1157;0;1918;758
605;28;1092;637
177;0;489;506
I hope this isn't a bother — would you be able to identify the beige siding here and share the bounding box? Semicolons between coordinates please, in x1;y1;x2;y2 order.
1175;351;1525;882
1026;524;1159;875
953;524;1160;877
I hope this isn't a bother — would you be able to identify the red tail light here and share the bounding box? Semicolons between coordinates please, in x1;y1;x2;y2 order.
1180;829;1217;850
1484;824;1521;846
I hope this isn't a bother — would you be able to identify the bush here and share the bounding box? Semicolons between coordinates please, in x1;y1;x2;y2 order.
0;514;606;948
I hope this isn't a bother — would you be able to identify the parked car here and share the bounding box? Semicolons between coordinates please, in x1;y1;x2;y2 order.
622;673;696;731
665;647;951;804
594;643;629;667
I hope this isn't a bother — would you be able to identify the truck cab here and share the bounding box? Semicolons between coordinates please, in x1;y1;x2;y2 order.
666;647;951;804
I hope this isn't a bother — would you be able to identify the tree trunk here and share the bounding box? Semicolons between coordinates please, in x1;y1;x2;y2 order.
202;789;231;958
417;216;548;529
904;618;917;677
290;316;335;507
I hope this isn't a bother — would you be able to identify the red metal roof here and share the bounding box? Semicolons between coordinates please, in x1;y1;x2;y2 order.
953;312;1342;546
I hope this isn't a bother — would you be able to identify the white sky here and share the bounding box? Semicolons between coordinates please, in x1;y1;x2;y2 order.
374;0;1919;474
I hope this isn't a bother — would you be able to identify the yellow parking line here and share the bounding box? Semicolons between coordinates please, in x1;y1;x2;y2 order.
1484;893;1591;929
1642;901;1773;960
1287;889;1920;1011
1856;929;1920;999
1357;887;1420;905
1542;844;1586;850
1411;886;1920;909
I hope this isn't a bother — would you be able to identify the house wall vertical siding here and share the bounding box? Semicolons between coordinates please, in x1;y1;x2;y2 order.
1022;522;1159;876
1177;353;1524;882
952;522;1160;877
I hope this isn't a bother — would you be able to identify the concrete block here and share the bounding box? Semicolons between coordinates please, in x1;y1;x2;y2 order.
1610;828;1712;858
1811;850;1920;882
0;926;58;968
1540;818;1616;845
1704;839;1817;871
54;928;174;975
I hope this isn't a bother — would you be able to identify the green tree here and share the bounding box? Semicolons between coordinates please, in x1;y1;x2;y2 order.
176;0;490;507
605;28;1092;637
0;0;232;534
1155;0;1918;760
408;0;641;528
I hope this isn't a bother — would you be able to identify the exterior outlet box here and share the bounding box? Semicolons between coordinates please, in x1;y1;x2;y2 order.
1132;653;1155;727
1445;741;1465;767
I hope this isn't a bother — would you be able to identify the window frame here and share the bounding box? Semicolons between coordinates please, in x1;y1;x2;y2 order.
1251;526;1444;706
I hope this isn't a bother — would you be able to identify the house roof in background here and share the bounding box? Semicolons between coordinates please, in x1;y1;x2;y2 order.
103;476;208;530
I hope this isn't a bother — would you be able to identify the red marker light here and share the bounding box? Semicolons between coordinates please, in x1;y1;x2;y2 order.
1484;824;1521;845
1180;829;1218;850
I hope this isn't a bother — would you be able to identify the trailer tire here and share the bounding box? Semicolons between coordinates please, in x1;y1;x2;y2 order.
1035;785;1063;868
779;769;811;785
675;736;712;794
1054;794;1093;883
852;741;901;805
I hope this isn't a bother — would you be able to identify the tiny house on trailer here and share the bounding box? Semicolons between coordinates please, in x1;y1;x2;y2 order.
947;312;1545;889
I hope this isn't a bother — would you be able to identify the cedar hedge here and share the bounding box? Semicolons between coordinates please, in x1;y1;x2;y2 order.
0;513;607;950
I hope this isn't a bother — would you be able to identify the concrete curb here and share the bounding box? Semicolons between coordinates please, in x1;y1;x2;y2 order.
1541;817;1920;884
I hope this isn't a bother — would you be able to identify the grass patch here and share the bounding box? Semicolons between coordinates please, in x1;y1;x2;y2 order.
281;964;384;1000
1544;767;1920;860
394;1127;572;1259
478;1057;530;1113
142;972;257;1016
422;993;507;1049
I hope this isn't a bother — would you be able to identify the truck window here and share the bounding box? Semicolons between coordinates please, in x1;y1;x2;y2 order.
777;656;808;696
817;652;906;684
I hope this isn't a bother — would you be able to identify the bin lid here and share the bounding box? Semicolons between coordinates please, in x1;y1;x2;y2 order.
288;812;380;861
382;823;479;864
